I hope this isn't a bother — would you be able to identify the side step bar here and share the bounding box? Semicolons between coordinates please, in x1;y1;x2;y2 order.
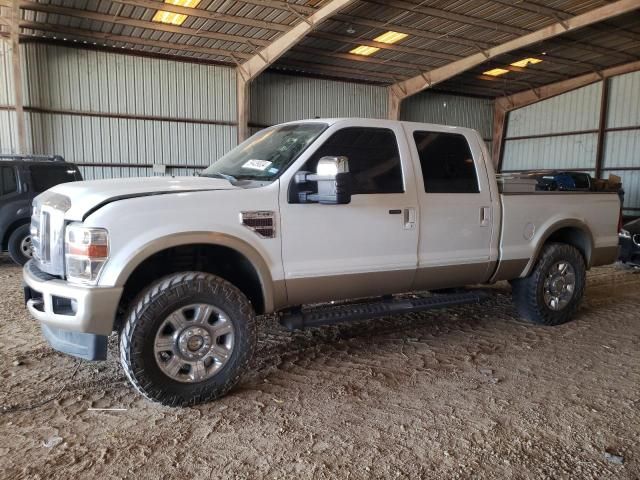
279;291;490;331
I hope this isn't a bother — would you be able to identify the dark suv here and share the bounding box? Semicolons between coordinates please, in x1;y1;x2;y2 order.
1;155;82;265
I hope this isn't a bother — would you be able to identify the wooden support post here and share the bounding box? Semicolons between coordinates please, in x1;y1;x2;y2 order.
236;72;250;144
388;88;401;120
492;102;507;171
10;0;26;153
594;78;610;179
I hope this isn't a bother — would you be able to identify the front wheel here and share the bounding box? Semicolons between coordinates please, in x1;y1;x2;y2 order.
8;224;33;266
119;272;257;406
511;243;586;325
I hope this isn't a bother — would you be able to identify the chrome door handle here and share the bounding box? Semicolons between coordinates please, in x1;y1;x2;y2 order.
480;207;491;227
403;207;416;230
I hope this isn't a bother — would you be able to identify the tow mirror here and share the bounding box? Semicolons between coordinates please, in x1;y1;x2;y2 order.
295;156;351;204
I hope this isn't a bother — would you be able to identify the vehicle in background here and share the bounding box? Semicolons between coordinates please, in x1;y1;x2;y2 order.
0;155;82;265
536;171;593;191
22;119;622;406
619;218;640;266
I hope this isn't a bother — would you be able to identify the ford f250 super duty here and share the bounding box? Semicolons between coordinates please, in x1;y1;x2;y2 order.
23;118;621;406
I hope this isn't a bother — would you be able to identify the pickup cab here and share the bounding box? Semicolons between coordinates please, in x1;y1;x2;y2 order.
22;118;621;406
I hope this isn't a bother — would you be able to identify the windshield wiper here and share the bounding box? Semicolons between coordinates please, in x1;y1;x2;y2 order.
199;172;238;184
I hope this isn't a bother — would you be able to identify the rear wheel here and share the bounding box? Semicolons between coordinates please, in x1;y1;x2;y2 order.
8;224;32;266
511;243;586;325
119;272;257;406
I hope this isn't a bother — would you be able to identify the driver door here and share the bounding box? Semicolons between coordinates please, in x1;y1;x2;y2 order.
278;122;419;306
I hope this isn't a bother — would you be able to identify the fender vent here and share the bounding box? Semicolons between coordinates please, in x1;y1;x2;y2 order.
240;211;276;238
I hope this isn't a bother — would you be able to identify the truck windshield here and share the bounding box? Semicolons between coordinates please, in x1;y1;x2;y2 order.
201;123;327;183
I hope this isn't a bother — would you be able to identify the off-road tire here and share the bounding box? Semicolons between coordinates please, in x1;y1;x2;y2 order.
511;243;586;326
8;224;32;266
119;272;257;406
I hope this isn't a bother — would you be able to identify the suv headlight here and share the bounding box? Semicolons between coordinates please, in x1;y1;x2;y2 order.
65;224;109;284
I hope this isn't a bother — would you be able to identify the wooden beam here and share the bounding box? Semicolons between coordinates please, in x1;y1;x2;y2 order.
495;59;640;112
19;21;252;60
240;0;356;81
390;0;640;104
19;1;269;48
11;0;25;153
236;0;356;142
113;0;290;32
594;77;610;179
388;88;401;120
491;102;507;169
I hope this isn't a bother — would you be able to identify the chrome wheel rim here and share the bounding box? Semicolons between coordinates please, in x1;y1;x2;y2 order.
154;303;235;383
543;261;576;311
20;235;32;258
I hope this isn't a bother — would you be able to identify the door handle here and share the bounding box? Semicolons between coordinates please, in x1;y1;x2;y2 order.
403;207;416;230
388;209;402;215
480;207;491;227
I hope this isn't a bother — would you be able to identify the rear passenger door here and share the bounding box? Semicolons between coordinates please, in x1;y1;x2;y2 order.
405;126;495;290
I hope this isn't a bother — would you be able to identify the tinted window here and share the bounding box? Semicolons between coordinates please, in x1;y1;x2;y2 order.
30;165;78;192
413;131;479;193
1;166;17;195
303;127;404;195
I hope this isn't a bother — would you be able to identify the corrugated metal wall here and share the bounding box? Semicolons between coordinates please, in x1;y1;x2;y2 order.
501;73;640;215
0;43;237;178
605;70;640;216
0;40;18;154
401;91;494;145
502;82;602;173
250;72;387;131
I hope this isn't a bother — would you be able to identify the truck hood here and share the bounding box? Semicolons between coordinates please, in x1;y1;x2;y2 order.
43;176;239;220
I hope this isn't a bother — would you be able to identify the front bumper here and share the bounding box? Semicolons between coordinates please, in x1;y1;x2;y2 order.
23;260;123;360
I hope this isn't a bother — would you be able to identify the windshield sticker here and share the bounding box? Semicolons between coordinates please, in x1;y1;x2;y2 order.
242;159;273;171
268;167;279;174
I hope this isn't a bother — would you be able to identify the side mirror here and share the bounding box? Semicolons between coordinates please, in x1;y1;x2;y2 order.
295;156;351;204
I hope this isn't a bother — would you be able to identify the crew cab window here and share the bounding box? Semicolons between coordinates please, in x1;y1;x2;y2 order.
413;131;479;194
302;127;404;195
29;165;78;192
1;166;17;195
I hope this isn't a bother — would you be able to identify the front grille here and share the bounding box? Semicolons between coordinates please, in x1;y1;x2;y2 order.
31;192;71;276
240;211;276;238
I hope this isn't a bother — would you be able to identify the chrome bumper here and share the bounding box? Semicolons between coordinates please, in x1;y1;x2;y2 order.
23;260;122;336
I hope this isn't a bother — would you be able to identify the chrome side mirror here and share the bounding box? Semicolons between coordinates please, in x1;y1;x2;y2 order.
294;156;352;204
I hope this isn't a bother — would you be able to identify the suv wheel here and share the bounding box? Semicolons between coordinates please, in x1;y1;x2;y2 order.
8;224;33;266
511;243;586;326
119;272;257;406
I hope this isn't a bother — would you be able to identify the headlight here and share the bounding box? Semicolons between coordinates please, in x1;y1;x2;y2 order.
619;229;631;239
65;224;109;284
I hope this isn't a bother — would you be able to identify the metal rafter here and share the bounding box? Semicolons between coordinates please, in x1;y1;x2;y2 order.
112;0;291;32
19;1;270;48
236;0;356;142
388;0;640;119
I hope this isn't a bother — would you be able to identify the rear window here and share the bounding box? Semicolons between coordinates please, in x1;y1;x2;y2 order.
30;165;78;192
413;131;479;194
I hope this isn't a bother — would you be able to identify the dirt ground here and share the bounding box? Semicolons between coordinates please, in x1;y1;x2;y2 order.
0;254;639;480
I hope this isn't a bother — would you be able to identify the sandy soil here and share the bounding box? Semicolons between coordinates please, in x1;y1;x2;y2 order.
0;253;639;479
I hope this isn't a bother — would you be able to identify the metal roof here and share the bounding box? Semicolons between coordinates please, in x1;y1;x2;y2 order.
2;0;639;97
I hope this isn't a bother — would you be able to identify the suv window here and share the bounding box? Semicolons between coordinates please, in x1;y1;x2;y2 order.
301;127;404;195
30;165;78;192
1;166;18;196
413;131;479;194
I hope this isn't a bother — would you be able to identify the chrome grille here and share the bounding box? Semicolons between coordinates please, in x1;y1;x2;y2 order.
30;192;71;276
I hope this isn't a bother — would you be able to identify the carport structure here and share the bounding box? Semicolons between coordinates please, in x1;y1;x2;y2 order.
1;0;639;196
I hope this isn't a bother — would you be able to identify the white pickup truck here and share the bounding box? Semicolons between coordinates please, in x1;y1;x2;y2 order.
23;118;621;406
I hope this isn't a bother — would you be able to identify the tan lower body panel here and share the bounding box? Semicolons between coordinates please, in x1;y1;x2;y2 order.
412;262;491;291
283;263;492;308
284;269;415;307
591;245;620;267
490;258;530;282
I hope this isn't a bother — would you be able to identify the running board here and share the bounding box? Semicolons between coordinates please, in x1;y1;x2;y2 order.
279;291;490;331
